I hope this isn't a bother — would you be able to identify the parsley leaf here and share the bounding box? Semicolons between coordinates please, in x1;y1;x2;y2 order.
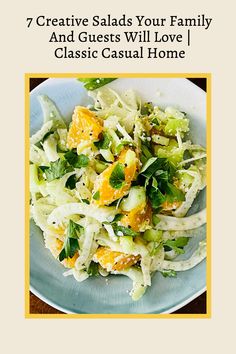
58;220;83;261
140;157;176;180
139;157;184;209
87;261;99;276
141;102;154;115
102;214;124;225
65;174;78;190
93;191;100;200
82;199;90;204
148;185;166;209
161;270;177;278
113;224;139;237
111;214;124;223
165;183;185;203
151;118;160;126
94;132;111;150
149;242;163;256
67;219;84;239
109;163;125;189
41;131;54;143
164;237;189;255
78;78;116;91
141;143;153;163
115;141;136;155
64;151;89;168
152;214;161;226
40;159;73;182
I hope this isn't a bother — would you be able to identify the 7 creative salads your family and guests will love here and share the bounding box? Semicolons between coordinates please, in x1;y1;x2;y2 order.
30;78;207;301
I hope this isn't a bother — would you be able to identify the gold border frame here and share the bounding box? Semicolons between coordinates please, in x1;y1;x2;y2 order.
25;73;211;319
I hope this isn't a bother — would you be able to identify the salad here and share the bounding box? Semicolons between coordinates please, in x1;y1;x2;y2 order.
30;79;207;301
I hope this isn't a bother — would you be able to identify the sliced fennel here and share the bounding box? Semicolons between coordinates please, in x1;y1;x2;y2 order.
42;133;60;162
38;94;66;129
30;120;53;145
30;144;49;165
158;241;206;272
115;267;146;301
31;197;56;232
155;209;206;230
47;202;117;226
75;219;101;271
173;170;202;217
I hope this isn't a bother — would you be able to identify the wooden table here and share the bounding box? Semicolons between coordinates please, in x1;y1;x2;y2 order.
29;77;207;315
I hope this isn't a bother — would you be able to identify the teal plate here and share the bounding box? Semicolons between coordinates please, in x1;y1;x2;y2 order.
30;78;206;314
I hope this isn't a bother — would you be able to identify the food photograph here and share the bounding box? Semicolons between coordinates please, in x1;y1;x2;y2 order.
26;75;210;316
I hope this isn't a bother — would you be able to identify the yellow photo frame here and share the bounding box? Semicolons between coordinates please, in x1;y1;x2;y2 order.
25;73;211;319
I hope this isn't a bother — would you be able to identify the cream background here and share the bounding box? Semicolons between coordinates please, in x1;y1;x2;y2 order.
1;0;235;352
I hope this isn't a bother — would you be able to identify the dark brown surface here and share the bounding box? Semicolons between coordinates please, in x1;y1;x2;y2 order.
29;76;207;315
29;78;207;92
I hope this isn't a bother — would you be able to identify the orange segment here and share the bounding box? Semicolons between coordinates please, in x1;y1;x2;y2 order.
161;200;181;211
62;253;79;268
94;247;140;271
93;149;137;206
47;238;79;268
48;225;66;236
161;178;182;211
47;238;64;258
67;106;103;148
120;203;152;232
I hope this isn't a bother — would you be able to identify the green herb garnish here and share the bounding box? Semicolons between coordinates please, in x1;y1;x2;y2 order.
141;102;154;115
140;143;152;164
40;159;73;182
65;174;78;190
64;151;89;168
93;191;100;200
58;220;84;261
148;186;166;209
115;141;136;155
82;199;90;204
160;270;177;278
111;214;124;223
78;78;116;91
165;183;185;203
139;157;185;209
164;237;189;255
150;242;163;256
152;214;161;226
87;261;99;276
113;224;139;237
94;132;111;150
109;163;125;189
